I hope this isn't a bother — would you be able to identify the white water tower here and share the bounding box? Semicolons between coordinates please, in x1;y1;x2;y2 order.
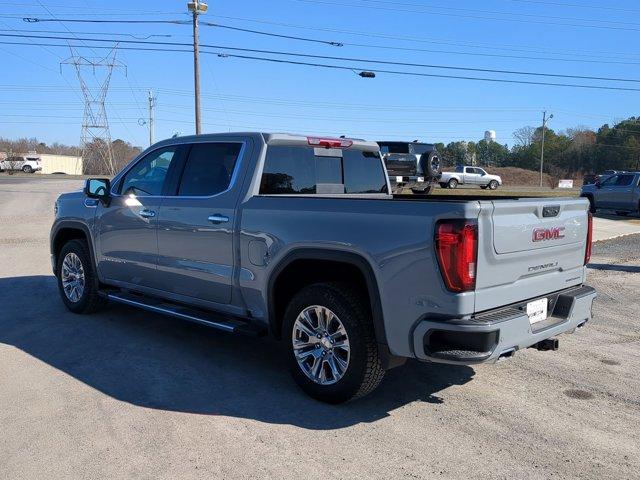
484;130;496;143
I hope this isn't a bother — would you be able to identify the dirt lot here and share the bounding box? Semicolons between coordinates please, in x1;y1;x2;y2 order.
1;177;639;480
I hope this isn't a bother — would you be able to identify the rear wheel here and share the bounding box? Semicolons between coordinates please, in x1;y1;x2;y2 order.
22;165;33;173
283;282;385;403
448;178;458;189
488;180;499;190
56;239;106;314
411;185;433;195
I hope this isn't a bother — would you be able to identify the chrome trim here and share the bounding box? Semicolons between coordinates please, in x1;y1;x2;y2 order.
106;293;236;332
208;214;229;224
139;209;156;218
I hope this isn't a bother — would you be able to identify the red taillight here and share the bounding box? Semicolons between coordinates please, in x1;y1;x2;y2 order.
307;137;353;149
584;212;593;265
435;220;478;293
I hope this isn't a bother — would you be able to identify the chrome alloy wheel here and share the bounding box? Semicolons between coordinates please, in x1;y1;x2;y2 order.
61;252;85;303
292;305;351;385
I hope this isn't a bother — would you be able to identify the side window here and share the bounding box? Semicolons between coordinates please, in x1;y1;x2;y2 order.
119;146;177;196
600;175;619;186
466;167;476;174
260;146;315;194
178;143;242;196
455;166;464;173
615;174;634;187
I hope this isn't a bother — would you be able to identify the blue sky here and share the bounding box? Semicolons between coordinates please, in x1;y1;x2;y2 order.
0;0;638;148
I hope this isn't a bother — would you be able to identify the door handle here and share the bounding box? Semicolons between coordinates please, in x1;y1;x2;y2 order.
139;209;156;218
208;214;229;224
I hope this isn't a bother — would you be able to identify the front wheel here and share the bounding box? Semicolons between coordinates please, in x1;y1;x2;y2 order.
448;178;458;189
22;165;33;173
283;283;385;403
488;180;499;190
56;239;106;314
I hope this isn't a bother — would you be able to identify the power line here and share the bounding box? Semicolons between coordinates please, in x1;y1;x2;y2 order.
8;28;173;39
2;39;640;92
290;0;640;32
22;16;345;46
502;0;640;14
22;14;640;65
7;32;640;84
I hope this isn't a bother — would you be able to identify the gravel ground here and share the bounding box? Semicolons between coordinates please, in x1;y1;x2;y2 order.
0;177;638;480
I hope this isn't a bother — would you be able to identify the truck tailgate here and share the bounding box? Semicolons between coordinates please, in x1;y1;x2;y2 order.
475;197;589;312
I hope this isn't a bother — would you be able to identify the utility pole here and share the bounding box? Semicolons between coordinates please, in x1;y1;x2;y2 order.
540;110;553;187
188;1;208;135
148;90;156;146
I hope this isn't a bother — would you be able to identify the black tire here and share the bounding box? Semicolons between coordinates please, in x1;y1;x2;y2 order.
411;185;433;195
419;152;441;180
56;239;106;314
283;282;385;404
448;178;458;189
480;185;488;190
583;195;596;214
439;182;447;189
22;165;33;173
488;180;499;190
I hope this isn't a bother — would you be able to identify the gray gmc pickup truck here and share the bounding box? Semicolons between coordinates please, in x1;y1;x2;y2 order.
51;132;596;403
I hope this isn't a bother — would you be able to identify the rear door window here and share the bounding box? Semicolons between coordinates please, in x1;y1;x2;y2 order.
260;146;388;195
177;142;242;196
615;174;635;187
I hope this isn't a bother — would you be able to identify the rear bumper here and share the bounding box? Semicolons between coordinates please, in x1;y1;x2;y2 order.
412;285;596;364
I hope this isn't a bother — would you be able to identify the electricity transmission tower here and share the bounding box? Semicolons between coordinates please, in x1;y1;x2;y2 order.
61;46;126;175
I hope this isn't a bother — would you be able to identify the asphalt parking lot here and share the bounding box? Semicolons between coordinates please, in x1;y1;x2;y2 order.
1;177;639;479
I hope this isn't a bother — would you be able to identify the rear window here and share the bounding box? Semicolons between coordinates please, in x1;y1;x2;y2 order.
378;142;409;154
410;143;434;155
260;146;388;195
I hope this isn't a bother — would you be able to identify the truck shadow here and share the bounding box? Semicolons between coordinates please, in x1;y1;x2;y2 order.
0;275;474;430
588;263;640;273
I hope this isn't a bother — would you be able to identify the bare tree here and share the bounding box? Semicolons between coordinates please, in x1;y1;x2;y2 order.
513;126;536;147
0;148;24;175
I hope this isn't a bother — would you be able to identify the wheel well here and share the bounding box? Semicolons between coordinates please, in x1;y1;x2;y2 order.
270;258;374;340
52;228;88;268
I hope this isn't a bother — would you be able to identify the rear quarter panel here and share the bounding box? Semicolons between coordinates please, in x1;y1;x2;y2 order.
238;195;481;357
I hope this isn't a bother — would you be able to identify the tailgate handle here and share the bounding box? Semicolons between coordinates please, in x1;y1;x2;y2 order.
543;205;560;217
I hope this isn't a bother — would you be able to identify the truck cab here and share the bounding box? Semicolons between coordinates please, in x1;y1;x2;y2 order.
581;172;640;215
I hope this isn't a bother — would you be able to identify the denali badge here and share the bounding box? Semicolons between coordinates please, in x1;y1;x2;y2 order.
532;226;565;242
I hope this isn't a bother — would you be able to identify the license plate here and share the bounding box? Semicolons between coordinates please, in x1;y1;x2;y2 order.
417;177;425;183
526;298;548;324
395;176;403;183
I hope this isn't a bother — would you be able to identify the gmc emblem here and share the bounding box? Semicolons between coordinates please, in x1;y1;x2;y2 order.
532;226;566;242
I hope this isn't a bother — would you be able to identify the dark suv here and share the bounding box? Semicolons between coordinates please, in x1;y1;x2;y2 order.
377;141;441;193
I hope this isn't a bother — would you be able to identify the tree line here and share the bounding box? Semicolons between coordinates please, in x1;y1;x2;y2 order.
434;116;640;179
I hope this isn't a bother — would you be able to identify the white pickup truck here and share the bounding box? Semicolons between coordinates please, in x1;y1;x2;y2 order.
440;166;502;190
